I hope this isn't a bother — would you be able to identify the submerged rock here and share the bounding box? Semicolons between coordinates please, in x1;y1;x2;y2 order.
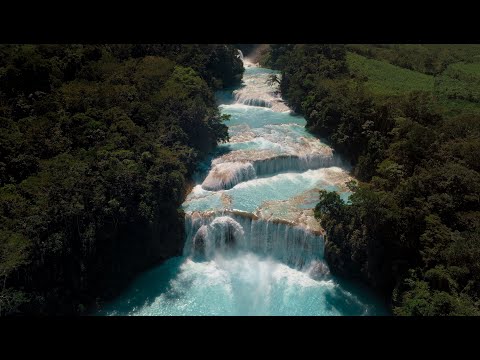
308;261;331;280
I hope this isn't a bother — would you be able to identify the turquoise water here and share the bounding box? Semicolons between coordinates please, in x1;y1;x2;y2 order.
184;168;350;213
99;254;386;316
100;59;388;316
220;105;303;128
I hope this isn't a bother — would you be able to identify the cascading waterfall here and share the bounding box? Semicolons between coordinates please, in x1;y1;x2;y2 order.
251;153;342;178
202;153;343;191
201;135;344;191
184;212;324;270
202;162;256;191
233;92;273;108
101;51;387;316
190;216;246;261
231;61;290;112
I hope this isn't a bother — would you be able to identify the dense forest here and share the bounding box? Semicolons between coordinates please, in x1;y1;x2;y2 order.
0;44;243;315
265;44;480;315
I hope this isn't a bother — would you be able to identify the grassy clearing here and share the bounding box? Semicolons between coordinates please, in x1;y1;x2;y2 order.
347;51;480;116
346;52;434;96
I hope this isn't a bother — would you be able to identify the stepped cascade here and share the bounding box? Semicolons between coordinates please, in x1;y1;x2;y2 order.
100;52;387;316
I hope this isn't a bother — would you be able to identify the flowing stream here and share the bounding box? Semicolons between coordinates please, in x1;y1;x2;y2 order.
100;54;388;316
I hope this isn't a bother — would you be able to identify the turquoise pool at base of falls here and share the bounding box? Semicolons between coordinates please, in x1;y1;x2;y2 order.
98;253;389;316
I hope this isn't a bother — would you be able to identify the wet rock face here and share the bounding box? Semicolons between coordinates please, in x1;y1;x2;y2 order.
210;217;243;249
308;261;330;280
192;225;207;259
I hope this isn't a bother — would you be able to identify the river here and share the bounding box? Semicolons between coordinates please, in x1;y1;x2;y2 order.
99;54;388;316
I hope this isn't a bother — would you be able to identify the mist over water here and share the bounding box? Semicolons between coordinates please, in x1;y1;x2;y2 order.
100;52;388;316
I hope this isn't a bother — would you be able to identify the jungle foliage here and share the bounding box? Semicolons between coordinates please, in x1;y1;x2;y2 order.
0;44;243;315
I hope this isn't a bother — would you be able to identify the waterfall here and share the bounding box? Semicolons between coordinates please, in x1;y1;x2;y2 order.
191;216;245;260
201;153;343;191
184;211;324;270
233;91;273;108
202;162;256;191
230;58;290;112
253;153;343;176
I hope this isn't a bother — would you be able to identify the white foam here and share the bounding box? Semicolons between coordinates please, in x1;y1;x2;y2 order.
202;162;256;191
184;212;324;269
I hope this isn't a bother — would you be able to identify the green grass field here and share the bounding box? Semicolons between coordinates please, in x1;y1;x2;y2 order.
346;51;480;116
346;44;480;73
448;62;480;77
346;52;434;96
